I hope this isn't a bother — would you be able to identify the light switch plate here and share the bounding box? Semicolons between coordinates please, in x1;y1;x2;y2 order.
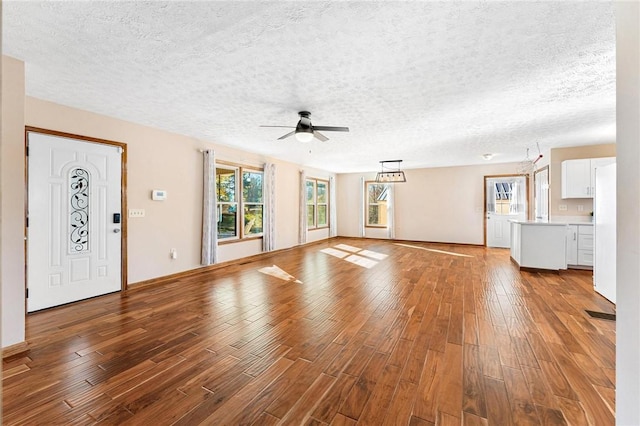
129;209;145;218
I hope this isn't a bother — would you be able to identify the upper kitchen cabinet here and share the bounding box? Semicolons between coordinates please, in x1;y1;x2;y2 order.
561;157;615;198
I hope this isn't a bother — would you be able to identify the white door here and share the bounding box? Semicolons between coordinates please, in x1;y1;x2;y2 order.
534;167;549;221
594;163;616;303
27;132;122;312
486;176;527;248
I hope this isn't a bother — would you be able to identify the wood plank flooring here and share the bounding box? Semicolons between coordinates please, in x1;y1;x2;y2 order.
2;238;616;425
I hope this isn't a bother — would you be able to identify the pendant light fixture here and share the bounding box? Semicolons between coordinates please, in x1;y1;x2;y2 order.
375;160;406;183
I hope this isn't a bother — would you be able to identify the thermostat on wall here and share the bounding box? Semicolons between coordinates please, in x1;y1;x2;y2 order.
151;190;167;201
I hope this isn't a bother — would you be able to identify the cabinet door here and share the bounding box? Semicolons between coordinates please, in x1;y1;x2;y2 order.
562;159;591;198
578;249;593;266
566;225;578;265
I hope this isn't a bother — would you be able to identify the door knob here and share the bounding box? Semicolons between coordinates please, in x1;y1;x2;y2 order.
113;229;121;233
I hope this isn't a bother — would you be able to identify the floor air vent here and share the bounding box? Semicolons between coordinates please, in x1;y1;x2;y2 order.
585;310;616;321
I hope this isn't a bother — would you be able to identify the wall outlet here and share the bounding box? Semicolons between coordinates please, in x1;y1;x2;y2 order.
129;209;145;218
559;204;568;211
577;205;584;212
170;248;177;259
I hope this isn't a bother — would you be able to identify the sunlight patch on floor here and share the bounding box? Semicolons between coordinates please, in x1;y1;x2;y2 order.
334;244;362;253
320;244;389;268
394;243;474;258
258;265;302;283
320;247;350;259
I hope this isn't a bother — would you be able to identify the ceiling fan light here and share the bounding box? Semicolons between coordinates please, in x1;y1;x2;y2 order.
295;130;314;143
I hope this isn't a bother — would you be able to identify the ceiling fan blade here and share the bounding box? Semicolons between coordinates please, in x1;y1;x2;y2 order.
314;131;329;142
312;126;349;132
260;125;295;128
277;130;296;140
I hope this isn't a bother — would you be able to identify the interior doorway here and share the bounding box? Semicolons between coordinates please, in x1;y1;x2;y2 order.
26;128;127;312
534;166;549;221
485;175;528;248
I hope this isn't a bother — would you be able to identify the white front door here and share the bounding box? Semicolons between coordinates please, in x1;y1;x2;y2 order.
27;131;122;312
486;176;527;248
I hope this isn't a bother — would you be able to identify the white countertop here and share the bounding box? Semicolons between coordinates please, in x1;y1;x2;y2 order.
510;220;568;226
510;220;593;226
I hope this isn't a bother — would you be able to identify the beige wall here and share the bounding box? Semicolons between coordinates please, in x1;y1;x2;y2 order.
25;96;334;283
548;144;616;219
1;55;335;348
1;56;26;347
338;162;525;245
615;1;640;422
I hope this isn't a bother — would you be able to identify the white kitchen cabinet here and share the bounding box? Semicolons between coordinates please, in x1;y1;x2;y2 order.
566;224;593;268
561;157;615;199
566;225;578;265
578;225;594;267
510;221;567;271
562;159;591;198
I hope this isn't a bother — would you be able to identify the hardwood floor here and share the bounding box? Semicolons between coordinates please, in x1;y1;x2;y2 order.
2;238;616;425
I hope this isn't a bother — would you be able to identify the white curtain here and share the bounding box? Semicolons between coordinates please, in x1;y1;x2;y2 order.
387;183;395;240
263;162;276;252
201;149;218;265
299;170;307;244
358;176;365;237
329;175;337;237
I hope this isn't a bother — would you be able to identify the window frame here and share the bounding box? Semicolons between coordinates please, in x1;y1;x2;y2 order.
306;177;330;230
215;161;264;243
365;181;388;228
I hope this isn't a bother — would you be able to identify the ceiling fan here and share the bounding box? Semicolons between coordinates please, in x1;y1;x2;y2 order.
260;111;349;143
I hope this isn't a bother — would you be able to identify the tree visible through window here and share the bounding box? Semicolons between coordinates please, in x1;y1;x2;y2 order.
306;178;330;229
216;167;237;238
216;165;264;240
242;171;263;235
366;182;388;227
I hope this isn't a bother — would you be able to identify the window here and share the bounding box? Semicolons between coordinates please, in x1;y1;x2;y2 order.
306;178;329;229
242;170;263;236
366;182;388;227
216;164;263;240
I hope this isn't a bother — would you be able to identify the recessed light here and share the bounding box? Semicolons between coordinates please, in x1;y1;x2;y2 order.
482;153;494;160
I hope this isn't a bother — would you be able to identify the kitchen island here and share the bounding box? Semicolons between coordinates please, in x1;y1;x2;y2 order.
510;221;569;271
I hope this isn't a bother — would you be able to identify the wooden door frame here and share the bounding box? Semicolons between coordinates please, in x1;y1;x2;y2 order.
24;126;128;313
483;174;530;247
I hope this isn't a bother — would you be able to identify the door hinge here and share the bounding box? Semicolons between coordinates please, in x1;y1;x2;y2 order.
25;146;29;156
25;288;29;299
26;217;29;228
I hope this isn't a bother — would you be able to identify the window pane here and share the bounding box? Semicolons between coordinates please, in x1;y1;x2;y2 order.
368;205;379;225
243;204;263;235
242;171;263;203
218;203;237;237
307;205;315;227
366;183;388;227
317;205;327;226
306;180;315;203
368;183;387;203
317;182;327;204
216;168;236;202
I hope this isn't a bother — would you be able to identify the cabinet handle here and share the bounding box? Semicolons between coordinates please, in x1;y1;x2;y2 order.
574;232;577;241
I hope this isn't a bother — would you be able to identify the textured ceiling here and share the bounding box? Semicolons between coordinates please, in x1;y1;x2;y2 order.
3;1;616;173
